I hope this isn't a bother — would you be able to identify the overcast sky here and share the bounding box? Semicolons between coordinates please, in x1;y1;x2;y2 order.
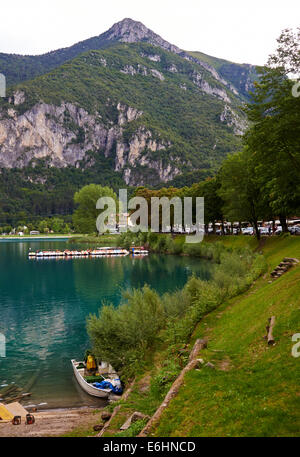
0;0;299;65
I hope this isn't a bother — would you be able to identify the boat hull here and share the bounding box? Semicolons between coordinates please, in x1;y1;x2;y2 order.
71;360;111;398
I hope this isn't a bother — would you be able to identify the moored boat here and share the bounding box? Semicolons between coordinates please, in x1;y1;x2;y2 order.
71;359;121;398
29;247;130;258
130;246;149;255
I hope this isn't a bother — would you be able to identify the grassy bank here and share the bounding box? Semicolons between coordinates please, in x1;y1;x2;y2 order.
90;235;300;437
152;236;300;436
68;234;121;246
0;234;75;239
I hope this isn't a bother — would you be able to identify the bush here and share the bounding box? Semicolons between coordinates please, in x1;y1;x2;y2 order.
150;359;180;399
87;285;165;375
87;240;267;376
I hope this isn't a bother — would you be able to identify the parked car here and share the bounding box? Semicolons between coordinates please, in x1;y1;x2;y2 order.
275;226;282;235
173;226;184;233
242;227;254;235
289;226;300;235
259;227;270;235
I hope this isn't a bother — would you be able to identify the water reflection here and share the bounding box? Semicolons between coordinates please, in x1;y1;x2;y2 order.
0;240;212;408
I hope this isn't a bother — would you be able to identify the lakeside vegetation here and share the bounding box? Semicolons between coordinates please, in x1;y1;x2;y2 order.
0;24;298;439
81;235;299;438
61;235;300;437
152;236;300;437
87;233;267;378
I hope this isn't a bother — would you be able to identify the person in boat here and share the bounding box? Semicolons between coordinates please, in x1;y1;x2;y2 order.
84;351;97;376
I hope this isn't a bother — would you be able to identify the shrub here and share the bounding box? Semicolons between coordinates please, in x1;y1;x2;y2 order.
87;285;165;375
87;239;267;376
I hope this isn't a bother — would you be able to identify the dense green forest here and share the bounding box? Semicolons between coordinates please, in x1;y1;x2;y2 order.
70;29;300;239
0;26;299;234
0;154;126;227
0;41;247;224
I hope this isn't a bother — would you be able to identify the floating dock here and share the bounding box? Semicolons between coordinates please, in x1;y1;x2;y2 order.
28;247;149;258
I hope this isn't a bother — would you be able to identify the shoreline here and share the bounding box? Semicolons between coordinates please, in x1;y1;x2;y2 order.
0;406;102;437
0;235;77;241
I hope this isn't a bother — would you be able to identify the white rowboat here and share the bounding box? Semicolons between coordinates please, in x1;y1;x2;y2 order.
71;359;117;398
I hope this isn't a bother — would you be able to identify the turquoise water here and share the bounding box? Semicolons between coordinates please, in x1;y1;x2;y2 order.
0;240;212;409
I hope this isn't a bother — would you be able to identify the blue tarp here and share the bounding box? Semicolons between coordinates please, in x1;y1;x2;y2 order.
93;379;123;394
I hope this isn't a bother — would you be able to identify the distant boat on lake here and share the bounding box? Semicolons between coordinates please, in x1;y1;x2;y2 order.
28;247;131;258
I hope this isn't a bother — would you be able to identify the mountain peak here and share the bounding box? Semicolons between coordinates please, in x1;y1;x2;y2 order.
105;18;181;53
106;18;154;42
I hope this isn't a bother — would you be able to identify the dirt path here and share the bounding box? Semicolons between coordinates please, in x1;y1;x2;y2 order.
0;407;99;437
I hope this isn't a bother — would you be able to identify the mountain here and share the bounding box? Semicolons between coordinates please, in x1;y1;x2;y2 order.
0;19;258;223
0;18;257;97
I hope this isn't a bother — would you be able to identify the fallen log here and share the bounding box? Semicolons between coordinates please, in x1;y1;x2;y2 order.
138;338;207;437
4;392;31;403
0;384;20;399
267;316;276;345
96;378;136;437
97;405;121;437
120;378;136;402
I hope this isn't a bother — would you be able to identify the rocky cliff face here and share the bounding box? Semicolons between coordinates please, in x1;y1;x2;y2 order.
0;96;177;184
220;104;248;135
0;19;252;187
104;18;182;55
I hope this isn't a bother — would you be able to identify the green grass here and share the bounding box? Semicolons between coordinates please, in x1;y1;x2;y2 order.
0;233;74;238
59;235;300;438
68;233;121;245
151;236;300;436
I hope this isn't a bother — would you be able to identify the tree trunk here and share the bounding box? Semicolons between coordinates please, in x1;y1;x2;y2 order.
279;214;288;232
221;220;225;235
267;316;276;345
253;220;260;240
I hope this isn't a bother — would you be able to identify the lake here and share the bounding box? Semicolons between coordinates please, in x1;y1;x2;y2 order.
0;239;212;409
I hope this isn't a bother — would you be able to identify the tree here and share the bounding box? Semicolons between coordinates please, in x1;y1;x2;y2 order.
50;217;65;233
244;28;300;228
134;186;181;231
73;184;117;234
267;27;300;75
38;219;49;234
187;177;223;233
218;148;265;239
